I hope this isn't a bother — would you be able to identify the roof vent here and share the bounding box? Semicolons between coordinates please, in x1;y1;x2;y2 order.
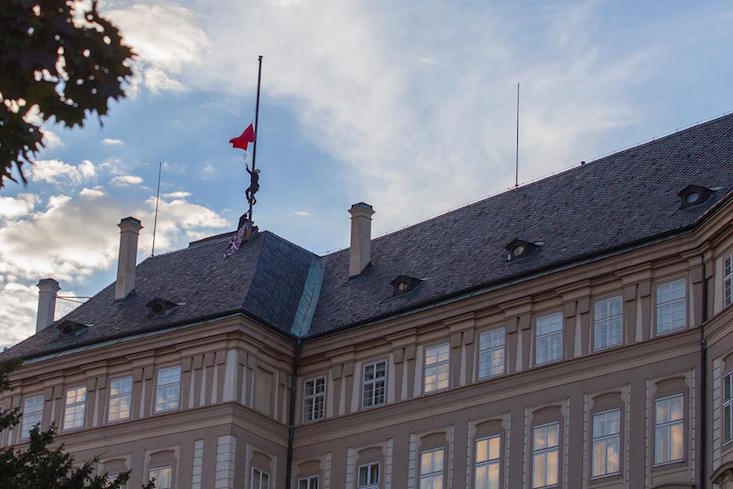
505;239;541;261
146;298;180;318
678;185;713;208
390;275;423;296
56;320;89;337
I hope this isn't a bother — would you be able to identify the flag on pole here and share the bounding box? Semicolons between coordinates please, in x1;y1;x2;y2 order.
229;123;255;151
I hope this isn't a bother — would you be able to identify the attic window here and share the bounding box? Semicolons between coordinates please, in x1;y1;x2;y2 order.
678;185;713;208
56;320;89;336
506;239;540;261
390;275;423;296
146;298;179;318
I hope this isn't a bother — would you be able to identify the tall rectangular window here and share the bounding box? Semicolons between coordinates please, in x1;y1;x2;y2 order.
532;422;559;488
303;377;326;422
108;375;132;422
591;409;620;477
656;279;686;334
20;395;44;439
478;328;505;379
724;372;733;445
474;434;501;489
362;361;387;409
251;468;270;489
424;343;450;393
535;313;563;365
297;476;319;489
593;296;622;351
154;366;181;413
419;448;444;489
725;255;732;307
63;386;86;431
149;466;172;489
358;462;380;488
654;394;684;465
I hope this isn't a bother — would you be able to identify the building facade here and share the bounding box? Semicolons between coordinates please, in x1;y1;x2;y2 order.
1;115;733;489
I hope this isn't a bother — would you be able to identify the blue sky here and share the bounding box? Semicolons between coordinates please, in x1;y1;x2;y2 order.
1;0;733;346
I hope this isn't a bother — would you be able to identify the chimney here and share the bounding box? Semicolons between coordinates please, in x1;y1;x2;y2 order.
36;278;60;332
115;217;142;300
348;202;374;277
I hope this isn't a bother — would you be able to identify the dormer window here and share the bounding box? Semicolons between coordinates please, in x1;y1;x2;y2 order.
506;239;540;261
146;298;179;318
56;320;89;336
390;275;423;296
678;185;713;208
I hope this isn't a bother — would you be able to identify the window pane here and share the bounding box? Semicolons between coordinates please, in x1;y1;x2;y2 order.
546;450;558;485
532;454;545;488
607;437;620;473
476;438;488;463
592;440;604;477
670;422;684;461
475;465;488;489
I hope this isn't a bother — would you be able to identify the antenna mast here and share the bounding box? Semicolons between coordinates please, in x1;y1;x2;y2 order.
151;161;162;257
515;82;520;188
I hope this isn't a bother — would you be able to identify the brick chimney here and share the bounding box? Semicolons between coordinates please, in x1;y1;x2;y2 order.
36;278;60;332
348;202;374;277
115;217;142;300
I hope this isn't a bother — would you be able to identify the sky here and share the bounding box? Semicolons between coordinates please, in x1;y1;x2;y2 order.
1;0;733;348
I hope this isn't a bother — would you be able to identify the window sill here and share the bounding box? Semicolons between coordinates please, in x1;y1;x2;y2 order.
651;459;686;471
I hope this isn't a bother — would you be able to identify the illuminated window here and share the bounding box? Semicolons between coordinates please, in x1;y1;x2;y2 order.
154;366;181;413
63;386;86;431
654;394;684;465
424;343;450;393
20;395;44;439
148;466;172;489
591;409;620;477
478;328;505;379
532;422;559;488
419;448;444;489
108;375;132;422
474;434;501;489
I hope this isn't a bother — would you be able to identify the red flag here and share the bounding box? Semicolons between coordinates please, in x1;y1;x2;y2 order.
229;123;255;151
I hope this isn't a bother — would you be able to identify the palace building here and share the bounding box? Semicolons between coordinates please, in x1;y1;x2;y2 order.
1;114;733;489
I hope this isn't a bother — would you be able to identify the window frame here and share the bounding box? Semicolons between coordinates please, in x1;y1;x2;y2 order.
251;467;271;489
20;394;44;440
107;375;133;423
297;475;319;489
362;360;387;409
419;447;445;489
655;278;687;335
724;370;733;446
590;408;621;479
535;312;563;366
653;393;685;466
357;461;380;488
724;254;733;308
592;296;623;351
531;421;560;489
423;342;450;394
302;376;326;423
154;365;181;413
474;433;502;489
477;327;506;380
62;385;87;432
148;465;173;489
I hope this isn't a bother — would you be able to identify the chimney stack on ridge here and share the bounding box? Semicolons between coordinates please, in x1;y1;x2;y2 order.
115;217;142;300
36;278;60;332
348;202;374;277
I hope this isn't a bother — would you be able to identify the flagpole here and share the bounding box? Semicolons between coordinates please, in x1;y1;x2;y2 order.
249;55;263;222
151;160;162;257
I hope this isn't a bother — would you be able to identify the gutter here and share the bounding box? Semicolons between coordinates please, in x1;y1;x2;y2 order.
700;253;708;489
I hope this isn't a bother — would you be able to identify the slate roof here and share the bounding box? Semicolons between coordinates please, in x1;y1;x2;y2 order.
3;113;733;360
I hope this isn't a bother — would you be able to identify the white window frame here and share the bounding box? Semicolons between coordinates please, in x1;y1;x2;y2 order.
148;465;173;489
107;375;133;422
357;462;380;488
654;394;685;465
724;371;733;446
474;434;501;489
656;279;686;334
535;313;563;366
593;296;623;351
297;475;319;489
154;365;181;413
423;343;450;394
302;376;326;422
532;422;560;489
251;467;271;489
591;409;621;478
419;447;444;489
477;328;505;380
62;385;87;431
20;394;44;440
362;361;387;409
725;254;733;308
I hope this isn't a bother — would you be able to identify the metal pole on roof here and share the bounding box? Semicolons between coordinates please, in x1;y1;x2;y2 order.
151;161;162;257
248;55;263;223
515;82;520;188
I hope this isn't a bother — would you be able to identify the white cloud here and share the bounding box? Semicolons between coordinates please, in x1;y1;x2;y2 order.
0;194;40;221
102;138;125;145
144;66;188;93
30;159;97;185
163;191;191;199
42;129;63;148
110;174;144;186
79;186;105;198
294;210;311;217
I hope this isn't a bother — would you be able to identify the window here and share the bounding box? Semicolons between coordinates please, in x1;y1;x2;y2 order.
297;476;319;489
474;434;501;489
149;466;172;489
654;394;684;465
20;395;44;439
303;377;326;422
424;343;450;393
593;297;622;350
535;313;563;365
63;386;86;431
591;409;620;477
419;448;444;489
725;255;732;308
358;462;380;488
154;366;181;413
656;279;686;334
251;468;270;489
725;372;733;445
532;422;559;488
108;376;132;422
478;328;505;379
363;361;387;408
